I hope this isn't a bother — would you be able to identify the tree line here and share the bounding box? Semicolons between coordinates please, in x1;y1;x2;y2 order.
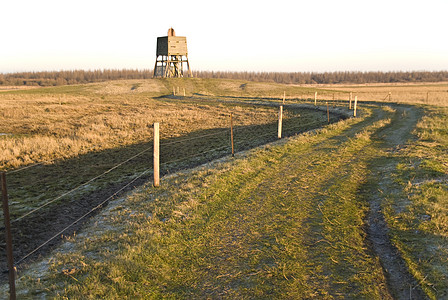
193;70;448;85
0;69;153;86
1;69;447;86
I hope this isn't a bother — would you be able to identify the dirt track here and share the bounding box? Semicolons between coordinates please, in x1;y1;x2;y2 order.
0;102;336;284
1;102;430;298
365;105;427;299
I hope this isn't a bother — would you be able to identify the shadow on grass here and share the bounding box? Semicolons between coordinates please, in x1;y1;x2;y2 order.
0;104;339;280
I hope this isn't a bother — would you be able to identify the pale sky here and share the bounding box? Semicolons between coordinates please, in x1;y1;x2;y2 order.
1;0;448;73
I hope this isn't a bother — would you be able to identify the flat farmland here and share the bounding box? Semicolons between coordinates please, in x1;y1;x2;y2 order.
1;79;447;299
0;78;340;287
328;82;448;106
1;78;342;170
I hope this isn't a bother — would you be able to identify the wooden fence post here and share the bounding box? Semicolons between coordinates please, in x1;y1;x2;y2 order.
278;105;283;139
173;87;176;96
326;102;330;123
314;92;317;106
388;92;391;102
153;123;160;187
349;92;352;109
230;113;235;157
1;172;16;300
283;91;285;105
183;88;186;97
354;96;358;117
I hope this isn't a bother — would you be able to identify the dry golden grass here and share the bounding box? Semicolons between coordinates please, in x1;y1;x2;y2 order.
0;80;295;171
88;80;166;95
0;98;276;170
9;106;392;298
0;86;41;92
2;78;448;298
2;79;446;171
327;82;448;106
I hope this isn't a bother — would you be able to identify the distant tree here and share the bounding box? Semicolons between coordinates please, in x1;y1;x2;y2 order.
56;77;67;86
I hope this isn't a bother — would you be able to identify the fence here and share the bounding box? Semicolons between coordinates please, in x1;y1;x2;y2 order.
0;95;354;298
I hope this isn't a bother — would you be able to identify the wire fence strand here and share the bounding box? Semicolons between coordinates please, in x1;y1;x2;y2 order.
160;128;229;146
3;129;229;175
12;144;154;223
161;145;230;166
6;161;50;175
5;144;103;175
281;120;326;133
6;104;345;270
5;116;332;224
14;168;151;266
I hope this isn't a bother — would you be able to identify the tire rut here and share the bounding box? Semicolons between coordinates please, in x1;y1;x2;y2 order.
366;104;427;299
0;104;342;285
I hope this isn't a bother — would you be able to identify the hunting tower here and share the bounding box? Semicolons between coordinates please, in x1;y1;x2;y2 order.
153;28;192;78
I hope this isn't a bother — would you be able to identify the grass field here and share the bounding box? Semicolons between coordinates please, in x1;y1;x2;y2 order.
1;79;447;298
0;79;336;222
0;78;340;291
328;82;448;106
0;78;338;171
382;106;448;298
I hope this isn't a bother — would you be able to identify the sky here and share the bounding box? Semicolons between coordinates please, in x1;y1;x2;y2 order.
1;0;448;73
